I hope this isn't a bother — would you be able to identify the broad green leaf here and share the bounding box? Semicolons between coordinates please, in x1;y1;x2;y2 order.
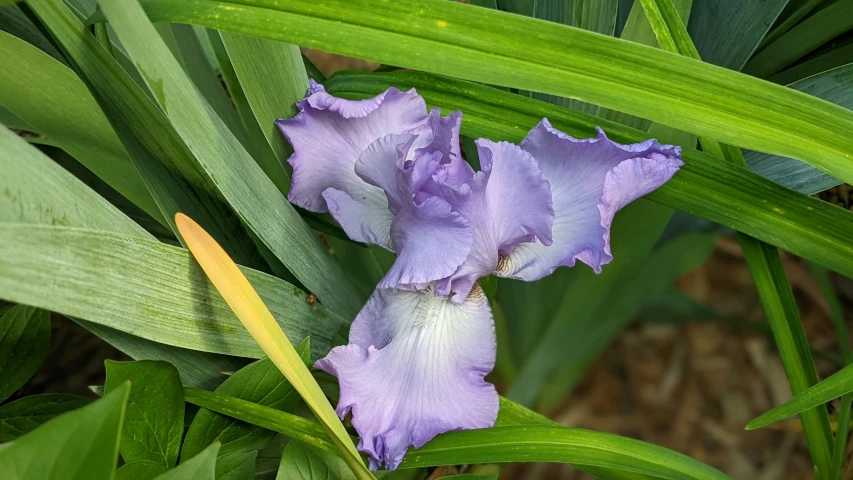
156;442;220;480
0;224;343;359
0;304;50;401
639;1;833;473
0;31;163;224
98;0;362;318
277;440;355;480
744;0;853;78
105;360;185;469
0;125;245;390
220;32;309;194
77;319;244;390
116;461;168;480
0;394;91;442
745;63;853;195
205;31;289;197
324;71;853;280
686;0;788;71
181;342;310;473
119;0;853;189
215;451;257;480
0;127;151;237
27;0;269;273
0;382;129;480
173;214;372;479
183;389;729;479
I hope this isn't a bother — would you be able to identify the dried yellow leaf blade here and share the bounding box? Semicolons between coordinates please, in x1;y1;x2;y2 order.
174;213;372;479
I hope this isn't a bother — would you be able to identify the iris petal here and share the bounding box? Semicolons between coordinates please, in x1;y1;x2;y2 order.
276;81;427;220
497;119;683;281
379;197;473;290
436;140;554;302
315;286;499;471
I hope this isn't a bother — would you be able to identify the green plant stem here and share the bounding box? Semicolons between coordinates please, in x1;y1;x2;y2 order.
811;263;853;479
638;1;834;476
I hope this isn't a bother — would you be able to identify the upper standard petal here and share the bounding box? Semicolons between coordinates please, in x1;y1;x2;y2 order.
277;82;428;214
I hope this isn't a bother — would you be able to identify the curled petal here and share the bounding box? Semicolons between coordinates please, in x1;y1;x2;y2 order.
316;287;499;470
322;187;394;249
378;197;474;290
497;119;683;281
437;140;554;302
355;134;418;215
276;81;427;215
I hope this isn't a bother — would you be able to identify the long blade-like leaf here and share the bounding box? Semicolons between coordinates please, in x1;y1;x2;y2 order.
105;0;853;188
26;0;269;273
744;0;853;78
173;213;372;479
0;223;343;359
183;389;730;480
747;362;853;430
219;31;309;193
0;30;162;224
97;0;362;317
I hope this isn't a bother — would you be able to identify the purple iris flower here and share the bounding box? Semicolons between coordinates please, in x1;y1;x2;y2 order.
277;81;683;470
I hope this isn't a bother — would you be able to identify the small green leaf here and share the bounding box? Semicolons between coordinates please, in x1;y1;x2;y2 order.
105;360;185;469
0;394;91;442
0;304;50;402
155;442;220;480
116;461;168;480
181;340;310;469
277;439;356;480
0;382;129;480
215;451;257;480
